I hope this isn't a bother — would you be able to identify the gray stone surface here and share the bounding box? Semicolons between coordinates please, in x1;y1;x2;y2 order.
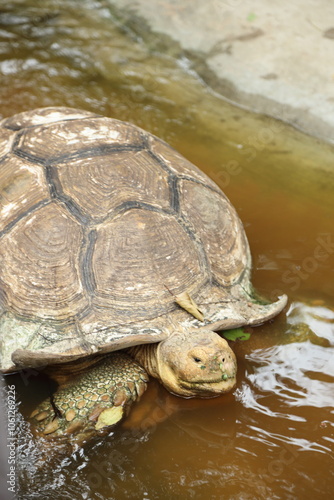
108;0;334;143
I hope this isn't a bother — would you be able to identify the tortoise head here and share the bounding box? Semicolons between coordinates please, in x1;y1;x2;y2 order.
155;329;237;398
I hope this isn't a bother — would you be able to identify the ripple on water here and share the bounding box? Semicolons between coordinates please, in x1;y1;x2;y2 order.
234;316;334;461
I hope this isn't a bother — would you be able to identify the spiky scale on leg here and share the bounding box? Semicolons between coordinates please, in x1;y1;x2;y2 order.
29;352;148;444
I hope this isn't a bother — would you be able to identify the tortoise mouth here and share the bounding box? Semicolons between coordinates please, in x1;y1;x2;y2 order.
179;375;237;397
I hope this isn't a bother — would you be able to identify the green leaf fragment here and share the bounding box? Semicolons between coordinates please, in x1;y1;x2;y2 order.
247;12;257;22
222;328;251;341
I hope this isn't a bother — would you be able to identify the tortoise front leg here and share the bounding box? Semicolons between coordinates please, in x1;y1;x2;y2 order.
29;352;148;445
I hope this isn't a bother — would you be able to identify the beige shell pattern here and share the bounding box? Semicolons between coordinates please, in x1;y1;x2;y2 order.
0;107;287;372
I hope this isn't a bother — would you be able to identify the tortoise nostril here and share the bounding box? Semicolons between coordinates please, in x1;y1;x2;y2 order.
222;358;225;363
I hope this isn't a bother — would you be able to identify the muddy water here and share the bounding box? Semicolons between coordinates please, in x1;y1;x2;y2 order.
0;1;333;499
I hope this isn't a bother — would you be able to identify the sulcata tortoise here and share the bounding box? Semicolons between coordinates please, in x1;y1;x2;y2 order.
0;107;287;442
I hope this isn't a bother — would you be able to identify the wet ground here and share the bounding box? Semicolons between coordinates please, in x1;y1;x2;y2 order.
107;0;334;143
0;1;333;499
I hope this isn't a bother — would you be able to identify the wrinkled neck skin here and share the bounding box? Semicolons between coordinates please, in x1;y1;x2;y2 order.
129;328;237;399
128;343;160;379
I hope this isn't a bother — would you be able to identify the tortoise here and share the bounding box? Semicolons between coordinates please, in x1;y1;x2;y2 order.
0;107;287;443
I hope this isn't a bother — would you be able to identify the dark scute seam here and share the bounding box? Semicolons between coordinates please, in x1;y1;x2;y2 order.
49;143;145;165
211;263;251;290
0;153;13;165
14;148;48;166
145;148;174;176
177;214;211;278
141;146;182;213
44;165;58;199
111;200;175;218
0;199;50;239
13;143;144;167
44;165;91;225
178;175;222;196
11;130;22;150
59;196;91;225
168;174;180;213
144;138;220;199
2;124;22;132
81;229;97;295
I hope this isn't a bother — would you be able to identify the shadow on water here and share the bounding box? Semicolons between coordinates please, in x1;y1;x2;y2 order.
0;1;333;499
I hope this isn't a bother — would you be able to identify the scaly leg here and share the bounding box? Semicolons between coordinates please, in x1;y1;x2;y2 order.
29;352;148;445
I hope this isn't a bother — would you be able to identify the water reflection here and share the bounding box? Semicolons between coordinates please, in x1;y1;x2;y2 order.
246;341;333;408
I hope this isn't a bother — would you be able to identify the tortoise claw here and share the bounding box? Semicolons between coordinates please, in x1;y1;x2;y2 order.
135;379;147;398
43;418;60;435
34;410;49;422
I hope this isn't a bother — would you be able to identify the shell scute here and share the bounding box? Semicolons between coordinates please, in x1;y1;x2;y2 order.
1;107;98;131
179;180;250;286
91;208;207;322
0;127;16;157
148;135;218;190
15;116;145;163
55;149;170;220
0;155;49;233
0;202;86;320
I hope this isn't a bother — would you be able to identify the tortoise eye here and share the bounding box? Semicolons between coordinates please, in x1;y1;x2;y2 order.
193;357;202;363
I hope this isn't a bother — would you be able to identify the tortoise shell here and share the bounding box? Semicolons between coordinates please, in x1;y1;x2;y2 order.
0;107;286;372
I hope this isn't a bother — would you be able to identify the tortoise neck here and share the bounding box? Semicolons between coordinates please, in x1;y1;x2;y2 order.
128;343;160;380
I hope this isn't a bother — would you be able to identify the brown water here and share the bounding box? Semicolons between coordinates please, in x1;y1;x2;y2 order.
1;1;333;499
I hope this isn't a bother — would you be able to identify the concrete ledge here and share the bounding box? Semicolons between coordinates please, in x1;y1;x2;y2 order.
108;0;334;143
